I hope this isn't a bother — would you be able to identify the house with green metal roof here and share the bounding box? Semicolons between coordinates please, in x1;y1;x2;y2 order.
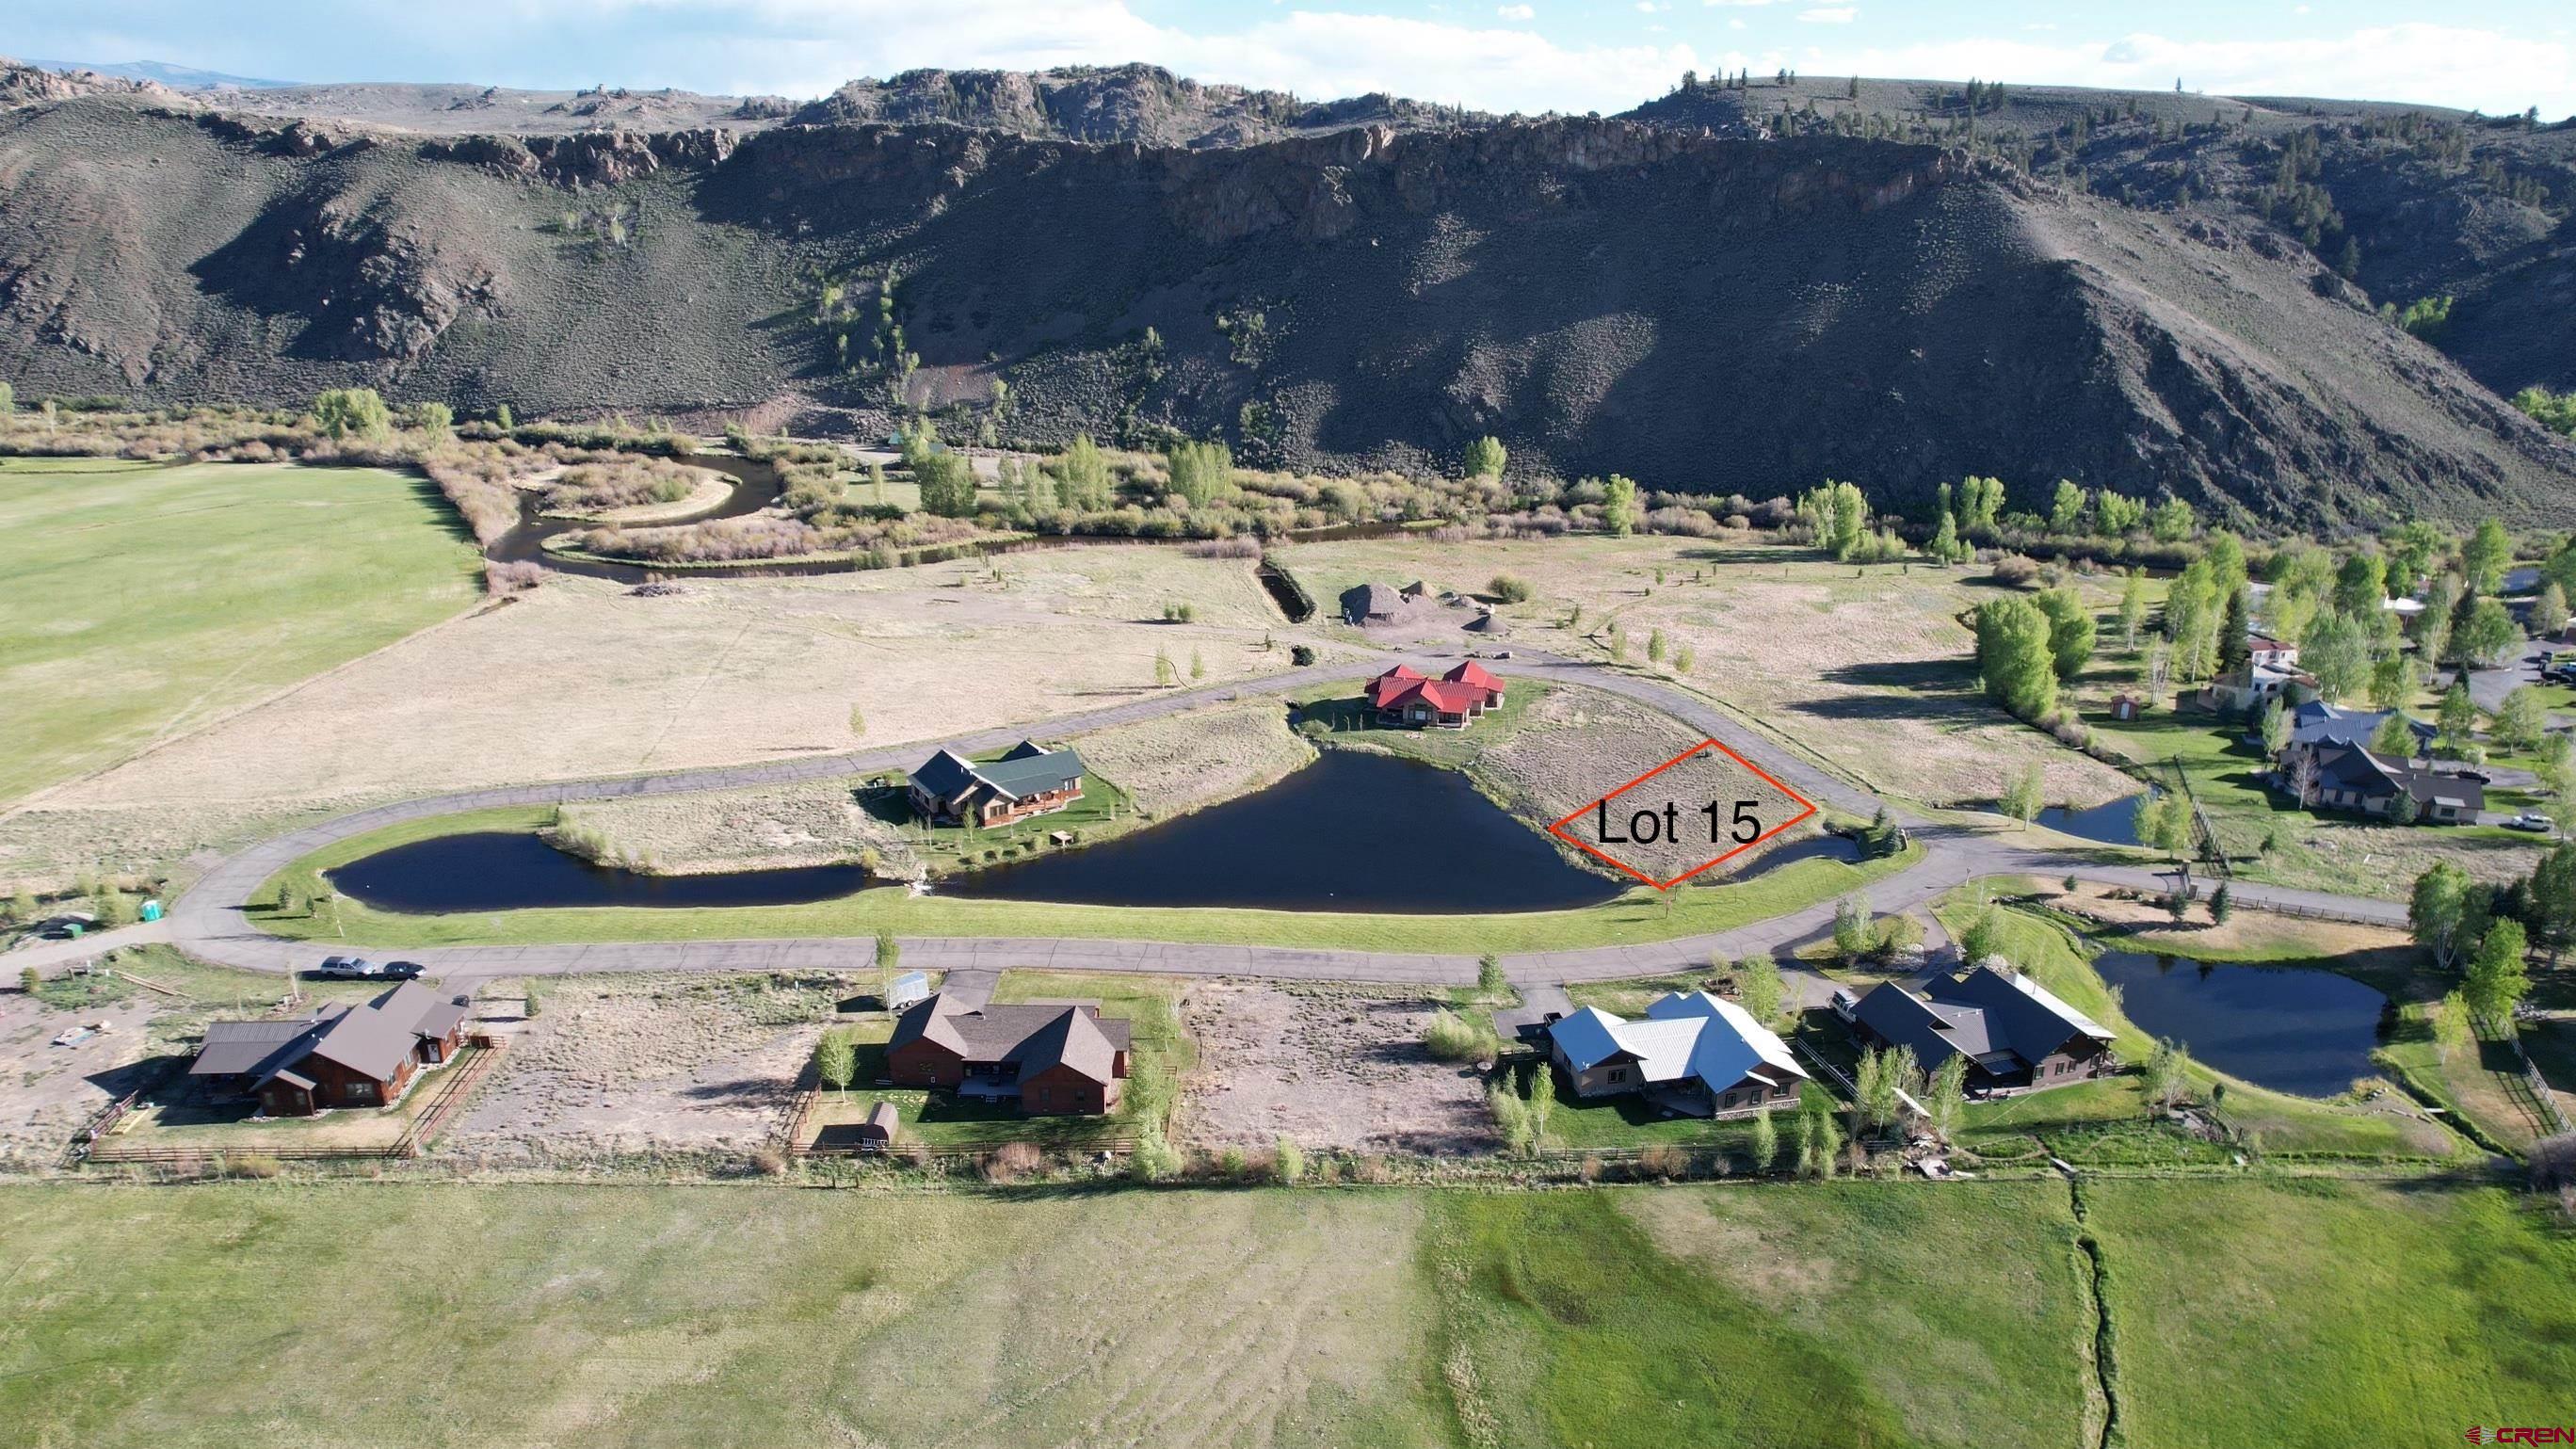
906;740;1086;827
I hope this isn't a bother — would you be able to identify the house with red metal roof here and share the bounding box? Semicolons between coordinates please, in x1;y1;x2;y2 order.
1367;663;1505;729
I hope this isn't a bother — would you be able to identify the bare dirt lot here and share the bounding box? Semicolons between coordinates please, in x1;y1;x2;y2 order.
445;973;838;1161
1295;534;2137;811
1476;684;1801;881
1174;980;1496;1155
21;546;1300;880
0;992;162;1167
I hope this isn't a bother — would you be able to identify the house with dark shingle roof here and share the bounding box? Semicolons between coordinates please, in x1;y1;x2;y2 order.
188;981;474;1116
885;992;1133;1116
1850;964;2115;1094
2308;745;2486;823
906;740;1085;827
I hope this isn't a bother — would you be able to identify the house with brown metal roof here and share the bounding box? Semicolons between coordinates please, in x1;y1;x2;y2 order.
884;992;1133;1116
189;981;473;1117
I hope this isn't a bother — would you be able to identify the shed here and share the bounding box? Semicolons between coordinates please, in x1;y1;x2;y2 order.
2109;692;2143;722
859;1101;900;1151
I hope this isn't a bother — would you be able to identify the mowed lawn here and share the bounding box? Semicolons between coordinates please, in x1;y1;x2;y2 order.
0;458;481;803
3;1179;2565;1448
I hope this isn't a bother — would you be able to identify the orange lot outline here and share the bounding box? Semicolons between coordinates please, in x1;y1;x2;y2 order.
1546;737;1820;891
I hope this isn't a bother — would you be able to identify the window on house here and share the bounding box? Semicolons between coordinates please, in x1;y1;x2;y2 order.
1607;1067;1629;1084
348;1081;377;1103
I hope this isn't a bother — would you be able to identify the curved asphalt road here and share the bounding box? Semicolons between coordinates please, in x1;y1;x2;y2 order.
19;650;2406;992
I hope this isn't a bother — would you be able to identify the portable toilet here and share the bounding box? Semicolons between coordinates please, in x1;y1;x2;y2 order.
139;900;164;923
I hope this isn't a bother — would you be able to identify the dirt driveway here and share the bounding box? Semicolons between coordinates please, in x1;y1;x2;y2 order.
1175;980;1496;1155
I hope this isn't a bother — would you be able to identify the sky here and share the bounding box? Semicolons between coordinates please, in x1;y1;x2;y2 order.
10;1;2575;121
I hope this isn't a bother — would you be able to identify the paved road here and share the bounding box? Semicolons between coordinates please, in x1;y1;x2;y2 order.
71;650;2402;994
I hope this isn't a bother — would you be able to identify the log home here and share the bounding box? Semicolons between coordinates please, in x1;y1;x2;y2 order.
188;982;473;1117
907;740;1085;827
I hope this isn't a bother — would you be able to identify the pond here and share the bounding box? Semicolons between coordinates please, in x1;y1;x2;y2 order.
2092;951;2391;1098
2034;790;2154;845
1724;831;1863;879
939;750;1625;913
328;831;877;912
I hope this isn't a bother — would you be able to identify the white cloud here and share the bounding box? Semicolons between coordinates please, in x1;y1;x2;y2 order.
1798;7;1856;22
1495;3;1533;17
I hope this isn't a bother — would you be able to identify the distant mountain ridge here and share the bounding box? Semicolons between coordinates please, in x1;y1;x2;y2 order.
0;57;2569;526
22;58;296;90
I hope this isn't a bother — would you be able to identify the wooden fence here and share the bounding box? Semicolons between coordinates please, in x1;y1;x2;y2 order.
2478;1010;2572;1138
80;1045;499;1168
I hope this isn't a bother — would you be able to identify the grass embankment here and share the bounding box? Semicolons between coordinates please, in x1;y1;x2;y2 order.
0;458;483;804
7;1178;2566;1448
254;807;1925;954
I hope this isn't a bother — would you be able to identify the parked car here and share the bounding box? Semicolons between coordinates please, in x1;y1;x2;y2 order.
2506;813;2553;833
383;960;426;980
311;956;384;979
2454;768;2494;785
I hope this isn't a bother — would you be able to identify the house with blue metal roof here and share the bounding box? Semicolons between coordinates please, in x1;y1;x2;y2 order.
1546;990;1807;1117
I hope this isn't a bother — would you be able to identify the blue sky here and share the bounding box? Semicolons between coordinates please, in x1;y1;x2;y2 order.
12;1;2573;119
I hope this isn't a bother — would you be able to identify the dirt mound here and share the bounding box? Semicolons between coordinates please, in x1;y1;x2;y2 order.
0;87;2569;524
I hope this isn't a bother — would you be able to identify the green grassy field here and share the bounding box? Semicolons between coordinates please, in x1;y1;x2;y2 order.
4;1178;2566;1448
0;458;481;804
255;806;1926;954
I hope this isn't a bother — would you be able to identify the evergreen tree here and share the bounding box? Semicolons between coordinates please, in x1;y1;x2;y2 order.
2218;585;2252;674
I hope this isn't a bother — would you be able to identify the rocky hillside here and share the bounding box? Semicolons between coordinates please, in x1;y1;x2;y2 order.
1624;73;2576;397
790;64;1492;149
0;60;2570;526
